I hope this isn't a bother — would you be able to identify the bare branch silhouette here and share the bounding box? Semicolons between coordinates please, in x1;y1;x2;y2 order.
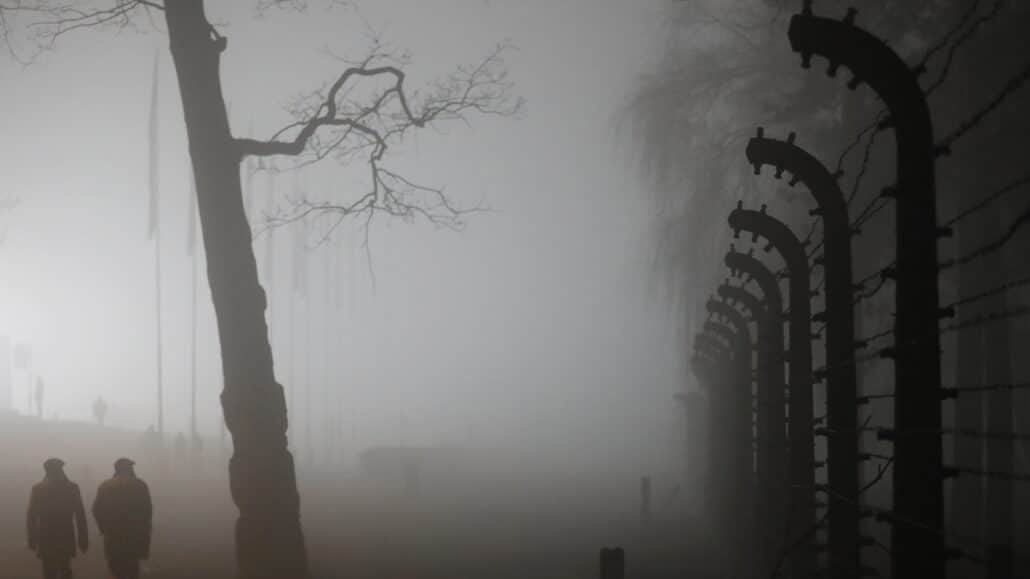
241;37;520;234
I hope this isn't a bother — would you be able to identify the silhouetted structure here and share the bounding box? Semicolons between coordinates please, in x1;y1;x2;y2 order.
26;458;89;579
639;476;651;525
93;458;153;579
599;547;625;579
93;396;108;427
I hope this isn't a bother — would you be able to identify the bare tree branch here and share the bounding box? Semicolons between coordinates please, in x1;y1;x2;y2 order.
242;36;521;235
0;0;164;61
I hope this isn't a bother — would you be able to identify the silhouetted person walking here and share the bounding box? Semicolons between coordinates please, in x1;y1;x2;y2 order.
26;458;89;579
93;458;152;579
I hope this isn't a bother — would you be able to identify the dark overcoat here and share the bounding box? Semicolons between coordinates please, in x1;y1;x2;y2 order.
26;477;89;560
92;475;152;560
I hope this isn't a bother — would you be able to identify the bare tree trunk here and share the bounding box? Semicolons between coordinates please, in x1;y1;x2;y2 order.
165;2;308;577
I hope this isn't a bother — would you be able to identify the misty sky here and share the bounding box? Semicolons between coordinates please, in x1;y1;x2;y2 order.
0;0;685;477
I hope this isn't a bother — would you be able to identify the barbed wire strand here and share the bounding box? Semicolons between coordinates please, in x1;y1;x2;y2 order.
939;205;1030;270
938;56;1030;149
924;0;1004;97
942;170;1030;227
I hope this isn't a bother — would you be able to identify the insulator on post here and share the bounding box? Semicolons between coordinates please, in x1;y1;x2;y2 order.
937;306;956;319
760;203;768;214
938;388;958;401
876;428;896;442
847;75;863;91
879;347;897;359
882;266;898;280
880;186;898;199
827;61;841;78
808;207;823;217
843;7;858;25
812;311;827;323
877;116;894;131
936;226;954;238
941;467;960;479
787;132;797;144
756;126;765;138
789;174;801;186
934;144;953;158
802;0;813;15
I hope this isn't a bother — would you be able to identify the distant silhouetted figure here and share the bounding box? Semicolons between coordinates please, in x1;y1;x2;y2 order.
92;397;108;427
26;458;89;579
92;458;152;579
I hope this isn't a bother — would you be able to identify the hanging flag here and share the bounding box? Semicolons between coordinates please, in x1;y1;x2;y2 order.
186;163;198;256
147;51;160;239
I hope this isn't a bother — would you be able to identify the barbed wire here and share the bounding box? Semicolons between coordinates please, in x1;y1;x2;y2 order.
923;0;1004;97
835;111;887;180
852;197;890;233
939;205;1030;270
944;465;1030;482
946;380;1030;395
938;56;1030;150
944;274;1030;310
941;170;1030;227
854;276;892;305
941;304;1030;334
916;0;984;75
879;427;1030;443
845;124;883;207
855;326;893;349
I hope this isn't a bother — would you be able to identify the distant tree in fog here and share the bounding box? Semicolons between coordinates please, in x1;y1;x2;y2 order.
0;2;521;577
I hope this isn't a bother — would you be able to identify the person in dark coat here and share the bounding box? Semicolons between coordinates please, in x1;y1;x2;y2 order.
26;458;89;579
92;458;152;579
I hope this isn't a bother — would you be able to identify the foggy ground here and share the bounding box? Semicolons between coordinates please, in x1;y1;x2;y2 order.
1;413;709;579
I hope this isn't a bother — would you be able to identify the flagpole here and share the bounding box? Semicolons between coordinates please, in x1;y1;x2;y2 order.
288;253;296;447
148;51;164;439
190;236;197;442
155;206;164;436
305;294;312;466
323;241;330;467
